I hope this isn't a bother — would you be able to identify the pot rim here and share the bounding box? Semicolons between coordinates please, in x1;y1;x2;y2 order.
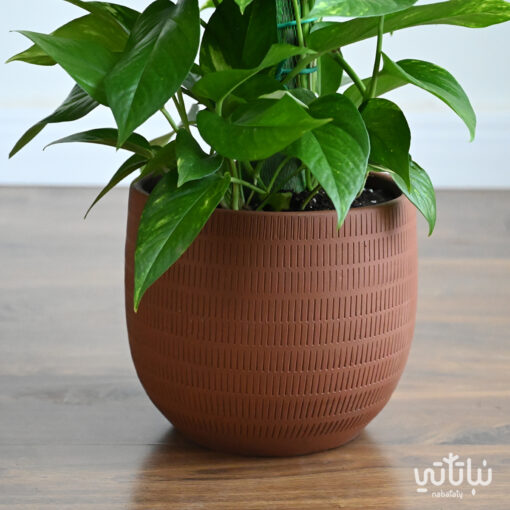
131;172;404;216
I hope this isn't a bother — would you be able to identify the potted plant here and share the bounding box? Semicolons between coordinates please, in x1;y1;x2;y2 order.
9;0;510;456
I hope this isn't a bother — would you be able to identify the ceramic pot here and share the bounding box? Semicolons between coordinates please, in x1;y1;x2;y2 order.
125;175;418;456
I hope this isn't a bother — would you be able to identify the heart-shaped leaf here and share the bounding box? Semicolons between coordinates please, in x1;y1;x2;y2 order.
15;31;117;104
372;160;436;235
311;0;418;18
345;55;476;140
10;85;99;158
197;95;330;161
361;99;411;188
382;55;476;140
134;172;230;310
105;0;200;146
46;128;154;158
176;130;223;186
286;94;370;227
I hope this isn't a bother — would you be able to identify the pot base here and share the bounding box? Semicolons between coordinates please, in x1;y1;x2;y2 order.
172;425;364;457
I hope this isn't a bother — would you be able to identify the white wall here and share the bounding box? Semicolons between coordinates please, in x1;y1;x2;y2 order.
1;0;510;188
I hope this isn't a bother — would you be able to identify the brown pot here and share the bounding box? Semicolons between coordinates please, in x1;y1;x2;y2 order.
125;175;418;457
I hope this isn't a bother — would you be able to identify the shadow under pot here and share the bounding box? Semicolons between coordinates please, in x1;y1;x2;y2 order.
125;174;418;457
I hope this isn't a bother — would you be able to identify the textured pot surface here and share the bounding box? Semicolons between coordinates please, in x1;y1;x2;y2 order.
125;177;418;456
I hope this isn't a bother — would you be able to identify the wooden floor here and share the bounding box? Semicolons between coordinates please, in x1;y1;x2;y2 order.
0;187;509;509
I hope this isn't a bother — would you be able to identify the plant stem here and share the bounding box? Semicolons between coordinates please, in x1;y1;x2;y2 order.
367;16;385;100
172;97;183;124
300;0;315;90
230;177;266;195
282;54;316;86
301;0;312;40
291;0;305;49
229;159;240;210
215;98;224;116
160;107;179;132
243;162;266;190
301;183;321;210
291;0;307;88
172;95;189;132
332;52;366;98
177;90;190;130
245;161;265;207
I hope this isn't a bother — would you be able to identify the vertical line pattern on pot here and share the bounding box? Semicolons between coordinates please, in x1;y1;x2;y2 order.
125;185;418;456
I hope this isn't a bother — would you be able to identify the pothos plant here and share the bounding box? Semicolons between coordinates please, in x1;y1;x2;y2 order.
8;0;510;309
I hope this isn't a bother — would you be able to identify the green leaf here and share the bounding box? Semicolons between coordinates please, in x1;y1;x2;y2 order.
15;31;117;104
402;160;437;236
45;128;154;158
311;0;417;18
317;53;344;97
193;43;313;103
233;75;284;101
176;130;223;186
134;172;230;310
264;192;293;211
361;99;411;188
9;85;99;158
286;94;370;228
85;153;148;218
142;141;177;176
346;55;477;140
287;89;318;106
200;0;276;72
105;0;200;146
234;0;254;14
8;14;127;66
372;160;437;235
197;95;330;161
309;0;510;52
63;0;140;33
384;55;476;140
150;132;175;148
259;155;305;193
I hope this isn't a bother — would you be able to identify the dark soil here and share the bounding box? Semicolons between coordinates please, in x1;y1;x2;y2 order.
287;175;400;211
139;174;400;212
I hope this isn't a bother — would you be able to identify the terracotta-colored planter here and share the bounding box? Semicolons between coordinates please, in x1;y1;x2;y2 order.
125;175;418;456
